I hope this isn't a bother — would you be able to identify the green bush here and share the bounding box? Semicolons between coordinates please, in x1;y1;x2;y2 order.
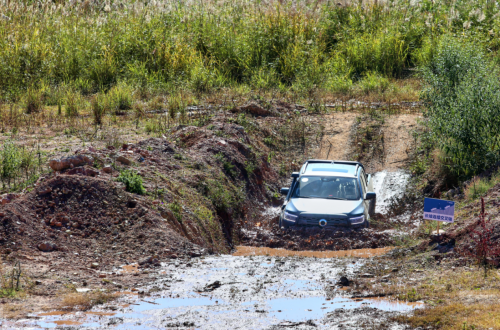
423;36;500;177
116;170;146;195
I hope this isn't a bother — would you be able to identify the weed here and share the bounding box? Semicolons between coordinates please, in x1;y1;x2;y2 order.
91;93;106;126
65;90;81;117
24;87;43;114
458;197;500;277
169;202;183;223
116;170;146;195
59;291;117;311
215;153;237;178
464;172;500;201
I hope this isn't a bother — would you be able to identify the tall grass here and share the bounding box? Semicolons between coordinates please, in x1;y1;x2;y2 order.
1;0;499;100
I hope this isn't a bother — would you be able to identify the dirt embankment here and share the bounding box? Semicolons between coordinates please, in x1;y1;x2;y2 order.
0;103;327;307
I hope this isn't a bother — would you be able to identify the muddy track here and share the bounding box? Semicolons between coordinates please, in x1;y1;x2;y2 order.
317;111;420;173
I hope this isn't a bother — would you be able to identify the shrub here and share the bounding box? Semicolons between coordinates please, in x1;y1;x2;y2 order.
116;170;145;195
25;87;43;114
458;198;500;277
65;90;81;117
108;83;133;113
0;141;21;188
423;36;500;177
91;93;106;126
357;71;390;94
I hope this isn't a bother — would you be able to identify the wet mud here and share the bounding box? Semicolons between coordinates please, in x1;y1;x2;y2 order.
9;254;422;329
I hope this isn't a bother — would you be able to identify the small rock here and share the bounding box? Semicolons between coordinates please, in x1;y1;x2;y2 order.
76;288;91;293
91;262;99;269
203;280;222;292
38;242;57;252
338;276;350;286
38;187;52;195
35;280;42;285
190;251;202;257
360;273;374;278
102;166;113;174
138;256;153;265
232;103;274;116
116;156;131;165
49;155;93;171
66;167;99;177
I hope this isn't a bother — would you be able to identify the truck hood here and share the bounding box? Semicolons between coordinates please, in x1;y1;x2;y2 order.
287;198;363;216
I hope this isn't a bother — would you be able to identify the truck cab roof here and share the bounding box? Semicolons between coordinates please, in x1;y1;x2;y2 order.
299;160;364;178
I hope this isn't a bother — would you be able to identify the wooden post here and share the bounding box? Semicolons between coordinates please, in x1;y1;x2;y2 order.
437;222;440;236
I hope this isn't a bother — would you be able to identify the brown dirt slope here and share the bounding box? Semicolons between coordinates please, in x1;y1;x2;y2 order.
382;114;420;172
316;112;357;160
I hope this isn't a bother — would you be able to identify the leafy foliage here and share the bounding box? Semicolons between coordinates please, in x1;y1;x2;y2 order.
423;37;500;177
116;170;145;195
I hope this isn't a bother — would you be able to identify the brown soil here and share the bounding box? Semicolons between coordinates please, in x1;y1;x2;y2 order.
315;111;419;172
316;112;357;160
382;114;420;172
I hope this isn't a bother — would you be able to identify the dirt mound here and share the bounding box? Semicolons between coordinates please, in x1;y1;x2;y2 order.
0;175;200;269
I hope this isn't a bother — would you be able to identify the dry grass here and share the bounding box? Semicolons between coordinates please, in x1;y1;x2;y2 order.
396;302;500;330
58;291;118;311
1;302;28;319
365;265;500;329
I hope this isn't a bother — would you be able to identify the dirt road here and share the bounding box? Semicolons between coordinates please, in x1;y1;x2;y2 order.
316;111;420;172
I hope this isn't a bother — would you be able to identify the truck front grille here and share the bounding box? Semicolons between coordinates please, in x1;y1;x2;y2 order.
298;215;348;227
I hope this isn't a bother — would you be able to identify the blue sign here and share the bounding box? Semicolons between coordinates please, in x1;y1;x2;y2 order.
423;198;455;223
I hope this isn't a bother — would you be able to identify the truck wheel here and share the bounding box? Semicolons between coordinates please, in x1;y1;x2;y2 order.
279;217;289;230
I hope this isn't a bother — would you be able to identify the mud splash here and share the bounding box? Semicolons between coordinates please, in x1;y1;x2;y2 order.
233;246;394;258
372;170;410;214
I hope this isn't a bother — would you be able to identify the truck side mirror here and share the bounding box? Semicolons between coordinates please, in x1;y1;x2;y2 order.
365;192;376;200
291;172;299;178
280;188;290;196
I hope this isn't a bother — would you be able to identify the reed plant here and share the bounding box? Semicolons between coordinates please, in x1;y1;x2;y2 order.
0;0;498;100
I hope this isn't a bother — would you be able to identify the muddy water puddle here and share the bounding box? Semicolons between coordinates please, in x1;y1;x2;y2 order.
18;255;421;329
233;246;394;258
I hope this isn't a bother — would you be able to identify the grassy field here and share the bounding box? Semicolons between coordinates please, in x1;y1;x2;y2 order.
2;0;500;189
2;0;500;101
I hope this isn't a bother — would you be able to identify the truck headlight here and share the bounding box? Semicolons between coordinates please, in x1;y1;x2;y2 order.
284;211;298;222
349;215;364;224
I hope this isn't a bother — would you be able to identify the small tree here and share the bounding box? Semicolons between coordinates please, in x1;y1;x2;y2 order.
459;198;500;277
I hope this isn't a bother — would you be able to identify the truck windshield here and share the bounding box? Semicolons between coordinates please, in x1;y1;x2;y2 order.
291;176;360;200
